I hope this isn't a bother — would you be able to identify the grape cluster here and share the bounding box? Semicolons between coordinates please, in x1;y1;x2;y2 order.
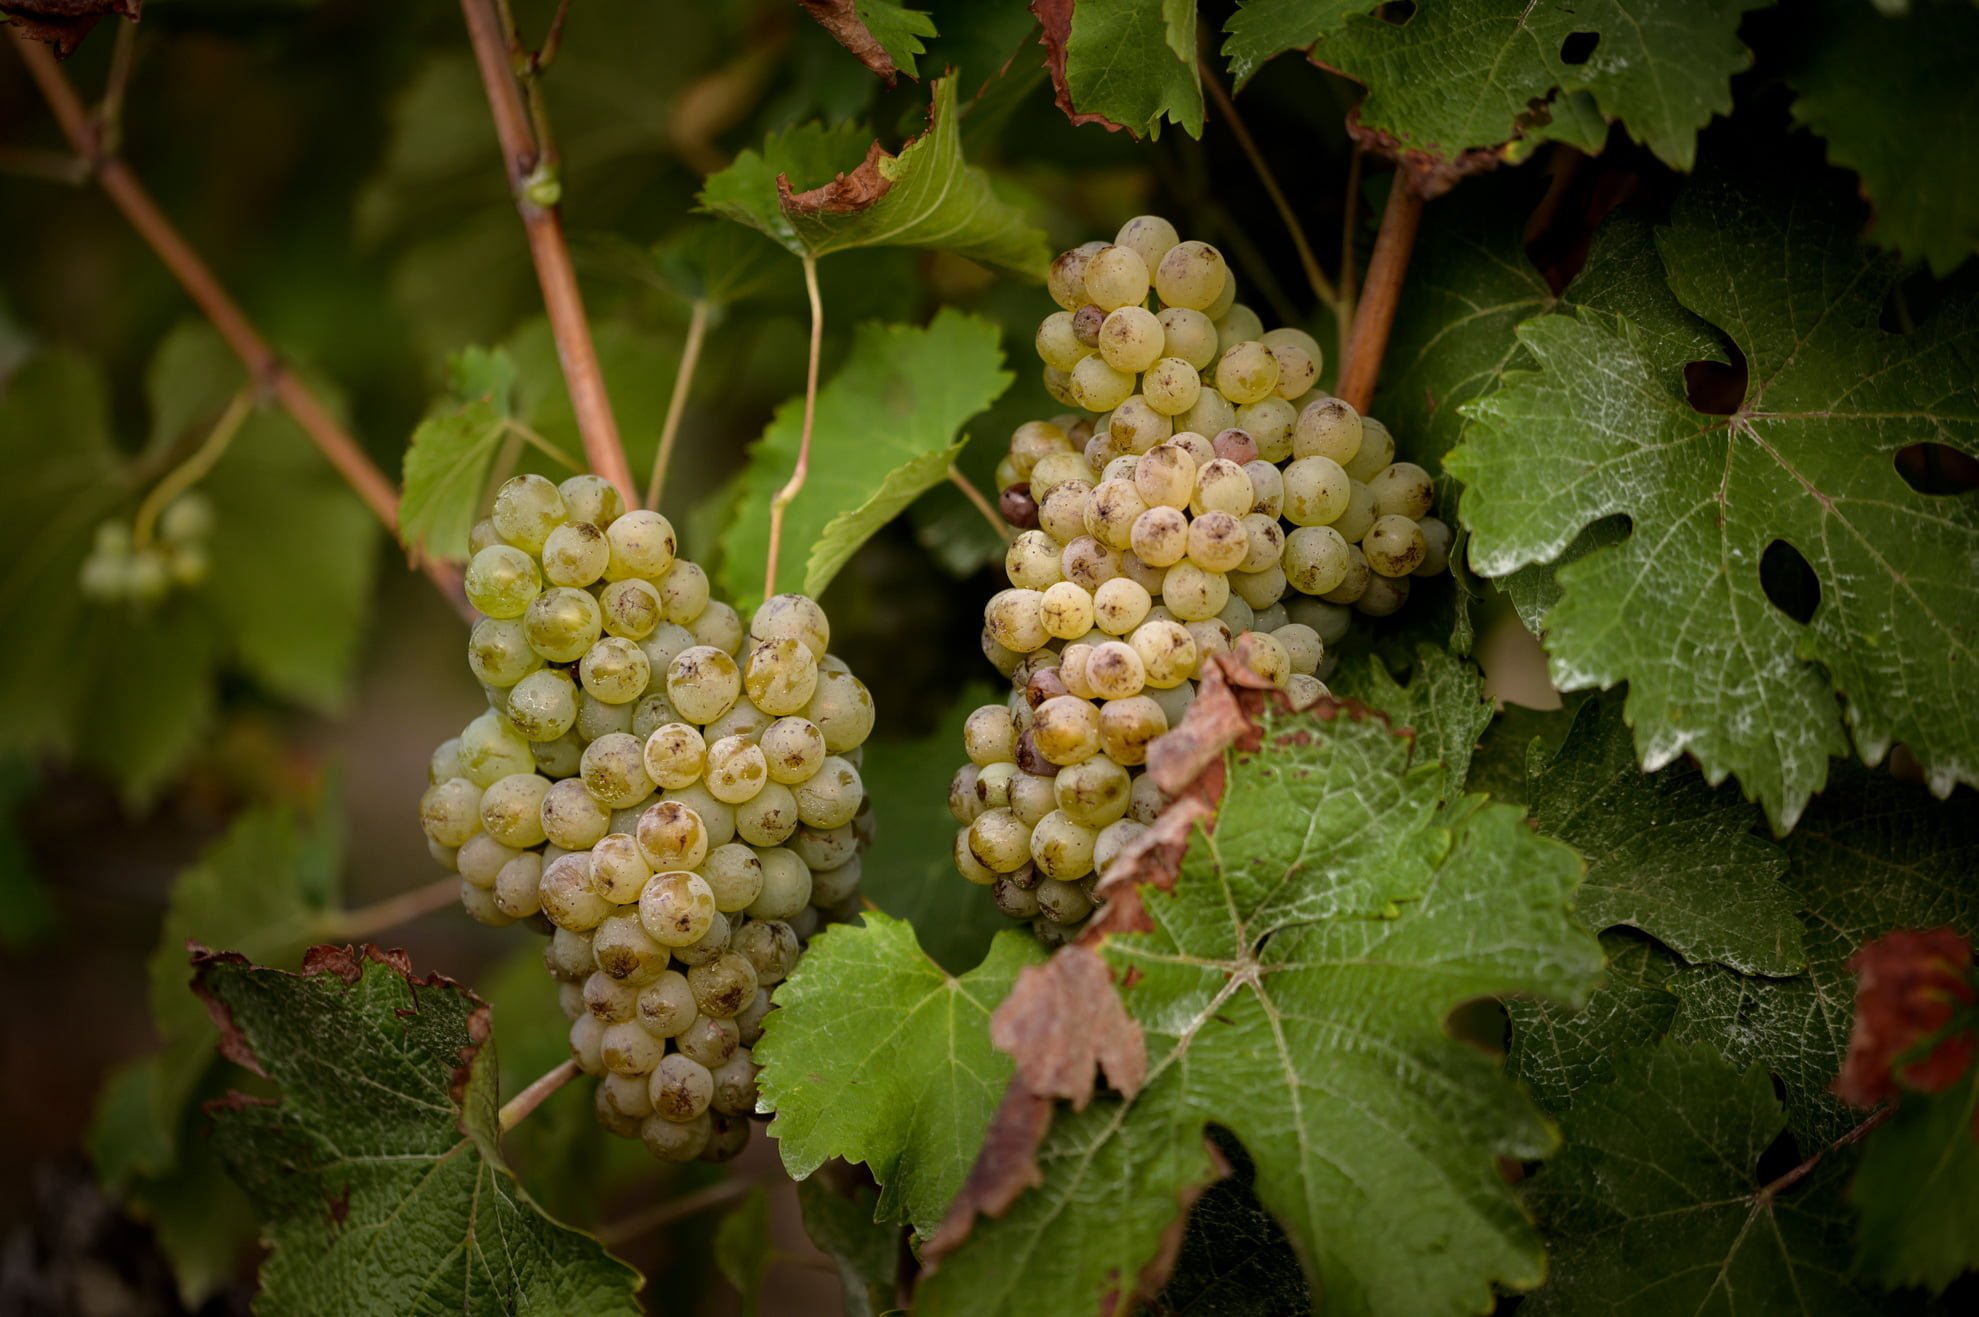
951;215;1450;941
419;473;875;1163
78;494;213;602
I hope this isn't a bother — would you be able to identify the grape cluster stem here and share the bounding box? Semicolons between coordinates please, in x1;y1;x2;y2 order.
6;27;471;617
498;1058;582;1131
594;1177;757;1246
132;388;253;551
648;298;710;510
460;0;639;514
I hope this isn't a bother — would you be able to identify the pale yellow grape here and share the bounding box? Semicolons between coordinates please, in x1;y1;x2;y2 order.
1038;480;1095;543
429;737;465;784
705;735;768;804
546;926;596;982
667;646;742;724
602;1020;667;1077
1097;305;1164;373
1057;643;1097;699
976;762;1021;814
420;777;484;848
1129;506;1189;567
1293;397;1361;465
1254;602;1292;634
1274;624;1323;675
1283;456;1351;526
1010;772;1059;829
963;704;1017;766
1029;451;1096;500
526;586;603;663
792;755;862;829
792;821;858;872
586;970;640;1022
1086;641;1147;699
1169;430;1215;467
1005;531;1065;591
1118;549;1167;595
542;778;612;850
1244;461;1285;517
1047;243;1103;311
759;717;826;783
1136;357;1196;416
1157;307;1219;369
596;914;672;984
1028;695;1101;767
1186;510;1249;572
567;1014;606;1074
1364;515;1428;577
1176;386;1236;439
1187;618;1234;660
1205;265;1239;318
1010;420;1072;476
1047;758;1127;830
1333;481;1377;544
459;710;536;786
1085;479;1148;551
1083;244;1151;311
491;474;567;553
1214;303;1265;349
541;520;610;588
1115;214;1180;270
1261;326;1324;365
1131;619;1199;688
1042;365;1077;407
637;801;710;875
1414;516;1453;577
1036;876;1094;924
1217;594;1256;636
1235;397;1296;462
1097;695;1166;766
1287;673;1329;709
1357;572;1410;616
954;828;999;884
605;510;677;581
540;851;610;931
1191;458;1254;518
670;908;732;967
743;637;819;716
1284;525;1351;596
1242;515;1290;578
734;920;799;985
985;588;1049;653
687;954;758;1022
1068;354;1134;411
1037;581;1094;640
1099;453;1140;485
1059;535;1121;592
1369;462;1435;520
969;807;1032;872
638;623;697;680
1269;344;1318;399
588;833;650;903
1036;311;1089;370
580;636;652;705
689;600;745;655
466;519;502;554
1031;810;1098;883
559;473;624;530
575;689;633;743
1232;631;1291;688
1109;396;1172;454
583;732;656;809
1092;576;1153;635
733;781;800;845
468;617;541;688
1342;416;1396;482
638;870;717;948
1154;240;1227;310
951;764;985;823
492;852;545;919
1094;818;1147;873
804;669;875;752
1134;443;1194;509
657;558;712;625
690;844;759;915
1214;341;1280;405
636;971;697;1038
600;578;664;640
641;723;707;789
1231;562;1288;609
458;832;518;888
531;731;581;777
465;544;540;619
1321;544;1371;604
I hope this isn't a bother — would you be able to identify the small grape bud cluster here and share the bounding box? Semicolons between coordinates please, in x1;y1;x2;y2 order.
419;473;876;1164
952;215;1451;942
79;494;214;602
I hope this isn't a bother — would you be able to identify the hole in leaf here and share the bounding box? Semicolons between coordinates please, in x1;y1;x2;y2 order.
1761;540;1820;626
1376;1;1416;25
1754;1125;1802;1189
1896;443;1979;496
1445;998;1511;1056
1559;31;1600;65
1683;347;1747;415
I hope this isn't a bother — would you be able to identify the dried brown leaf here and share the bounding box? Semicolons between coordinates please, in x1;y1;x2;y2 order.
798;0;903;84
2;0;138;58
991;945;1148;1107
777;139;896;217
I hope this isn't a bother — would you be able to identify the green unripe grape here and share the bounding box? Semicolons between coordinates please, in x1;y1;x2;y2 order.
420;777;484;847
1364;514;1429;578
468;617;542;688
491;474;567;552
459;710;535;786
580;635;652;704
524;586;602;663
574;689;634;743
1341;416;1396;483
636;970;697;1038
558;473;624;530
734;782;800;846
639;870;717;947
1154;240;1227;311
659;560;711;624
159;492;213;544
1284;525;1351;597
759;717;827;784
599;578;664;640
1283;456;1352;527
465;544;541;619
541;778;611;850
541;519;610;587
506;668;578;741
583;732;656;809
605;510;677;581
804;669;874;752
479;772;551;848
667;645;742;724
491;852;544;919
666;782;737;847
745;846;813;920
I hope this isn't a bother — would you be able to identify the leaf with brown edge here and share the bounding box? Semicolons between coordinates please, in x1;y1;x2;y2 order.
1030;0;1123;133
2;0;138;57
1030;0;1204;138
798;0;937;84
916;697;1602;1317
195;943;641;1316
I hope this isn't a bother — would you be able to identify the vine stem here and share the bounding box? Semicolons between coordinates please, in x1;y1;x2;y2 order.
133;387;253;549
498;1059;581;1131
459;0;638;512
1198;60;1337;312
594;1177;755;1246
7;28;468;616
646;298;709;510
1334;175;1424;413
1755;1107;1892;1203
948;465;1011;543
763;253;823;603
320;876;463;943
1337;145;1363;351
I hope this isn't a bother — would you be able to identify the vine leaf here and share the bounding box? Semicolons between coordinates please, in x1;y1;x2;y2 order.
398;346;518;562
0;327;377;804
198;945;642;1316
1;0;137;57
1452;172;1979;832
698;75;1048;277
1222;1;1370;90
857;682;1014;974
1521;1041;1887;1316
917;698;1603;1317
1835;929;1977;1109
1520;693;1801;975
1849;1070;1979;1294
1669;765;1979;1145
800;0;938;83
1505;929;1683;1111
1033;0;1206;139
754;913;1045;1237
796;1179;899;1317
715;1186;773;1316
1325;643;1494;790
717;308;1011;611
1789;0;1979;276
1308;0;1762;171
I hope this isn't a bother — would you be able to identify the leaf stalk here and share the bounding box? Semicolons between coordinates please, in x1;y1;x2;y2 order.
763;253;824;602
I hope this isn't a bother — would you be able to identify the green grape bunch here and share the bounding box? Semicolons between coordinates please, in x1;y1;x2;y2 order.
78;492;215;603
419;472;876;1164
956;215;1452;943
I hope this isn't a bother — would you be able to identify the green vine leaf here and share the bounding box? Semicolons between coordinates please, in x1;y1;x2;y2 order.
1519;694;1801;975
755;913;1045;1237
918;702;1604;1317
1850;1070;1979;1293
1505;929;1683;1111
1326;644;1494;790
715;1186;773;1316
717;308;1012;612
801;0;939;82
1669;765;1979;1145
1789;0;1979;275
397;346;517;563
1035;0;1206;139
200;945;642;1316
1522;1041;1887;1316
1452;172;1979;832
796;1179;899;1317
698;75;1047;277
1222;1;1371;89
0;328;377;804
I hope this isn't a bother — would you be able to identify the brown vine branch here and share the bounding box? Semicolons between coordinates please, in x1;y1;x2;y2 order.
763;253;823;602
1198;60;1337;312
9;29;470;615
322;876;464;943
1334;174;1424;414
594;1177;755;1246
459;0;638;512
498;1059;581;1131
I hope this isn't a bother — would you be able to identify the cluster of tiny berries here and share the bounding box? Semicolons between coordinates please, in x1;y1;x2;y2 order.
419;472;876;1163
951;215;1450;941
79;494;213;602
